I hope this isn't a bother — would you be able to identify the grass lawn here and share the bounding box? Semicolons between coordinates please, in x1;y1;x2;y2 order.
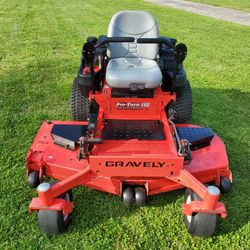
187;0;250;12
1;0;250;249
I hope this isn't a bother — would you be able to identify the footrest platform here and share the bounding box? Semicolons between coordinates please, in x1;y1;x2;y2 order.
176;127;214;149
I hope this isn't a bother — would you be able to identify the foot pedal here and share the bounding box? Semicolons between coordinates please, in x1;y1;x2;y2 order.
176;127;214;150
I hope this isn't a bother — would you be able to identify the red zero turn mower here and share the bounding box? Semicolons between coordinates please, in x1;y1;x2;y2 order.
26;11;232;236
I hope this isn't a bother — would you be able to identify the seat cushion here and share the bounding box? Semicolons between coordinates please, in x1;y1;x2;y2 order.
106;57;162;89
107;11;159;60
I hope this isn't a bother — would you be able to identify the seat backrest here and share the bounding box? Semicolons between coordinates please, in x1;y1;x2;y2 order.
107;11;159;60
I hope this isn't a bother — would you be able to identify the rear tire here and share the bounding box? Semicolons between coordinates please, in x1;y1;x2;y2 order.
70;79;89;121
168;80;192;124
184;188;217;237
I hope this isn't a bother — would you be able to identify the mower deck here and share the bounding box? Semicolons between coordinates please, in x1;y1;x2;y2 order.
26;120;231;196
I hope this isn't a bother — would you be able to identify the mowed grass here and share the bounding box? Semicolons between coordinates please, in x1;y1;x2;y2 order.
187;0;250;12
0;0;250;249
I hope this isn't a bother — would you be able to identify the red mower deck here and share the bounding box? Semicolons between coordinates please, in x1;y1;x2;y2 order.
27;121;231;198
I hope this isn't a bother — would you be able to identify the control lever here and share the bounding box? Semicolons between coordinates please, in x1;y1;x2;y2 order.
85;138;103;144
87;99;99;132
78;136;103;160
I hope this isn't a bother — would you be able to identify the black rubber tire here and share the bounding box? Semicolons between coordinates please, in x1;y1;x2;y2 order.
219;177;232;194
38;182;73;235
122;187;134;206
70;78;89;121
135;187;146;206
27;171;40;188
168;80;192;124
184;188;217;237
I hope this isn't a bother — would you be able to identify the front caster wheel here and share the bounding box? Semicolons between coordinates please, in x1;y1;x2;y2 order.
184;188;217;237
27;171;40;188
38;184;73;235
38;209;70;235
135;187;146;206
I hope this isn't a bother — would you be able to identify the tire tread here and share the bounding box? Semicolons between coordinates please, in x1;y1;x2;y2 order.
70;79;89;121
169;80;192;124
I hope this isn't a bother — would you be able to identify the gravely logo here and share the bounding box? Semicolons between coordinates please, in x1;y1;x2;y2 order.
116;102;150;110
105;161;169;168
